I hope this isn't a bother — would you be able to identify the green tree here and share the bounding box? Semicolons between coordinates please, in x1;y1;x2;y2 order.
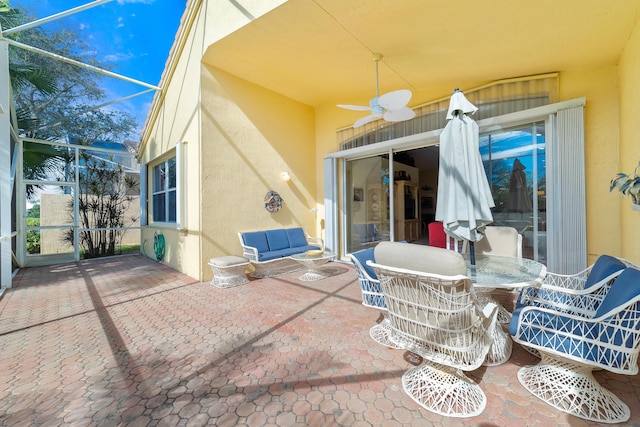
26;203;39;218
63;147;138;258
2;4;138;199
25;203;40;254
3;4;137;142
1;4;57;109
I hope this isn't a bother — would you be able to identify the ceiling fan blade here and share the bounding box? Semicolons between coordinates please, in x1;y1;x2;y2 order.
378;89;412;110
384;107;416;122
337;104;371;112
354;114;378;128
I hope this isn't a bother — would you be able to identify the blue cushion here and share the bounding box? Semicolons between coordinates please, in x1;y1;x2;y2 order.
242;231;269;253
266;229;290;251
258;251;281;261
286;228;308;248
585;255;626;289
594;268;640;318
351;247;377;280
265;248;295;259
510;307;594;359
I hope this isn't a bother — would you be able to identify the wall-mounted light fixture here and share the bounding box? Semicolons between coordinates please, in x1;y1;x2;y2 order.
281;172;291;182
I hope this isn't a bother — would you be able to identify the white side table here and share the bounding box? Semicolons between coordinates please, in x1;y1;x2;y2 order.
290;251;336;281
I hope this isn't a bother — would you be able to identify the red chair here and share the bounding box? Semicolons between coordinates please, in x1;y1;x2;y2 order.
428;221;467;252
428;221;447;248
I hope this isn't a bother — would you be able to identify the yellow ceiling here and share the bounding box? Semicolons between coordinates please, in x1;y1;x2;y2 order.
202;0;640;108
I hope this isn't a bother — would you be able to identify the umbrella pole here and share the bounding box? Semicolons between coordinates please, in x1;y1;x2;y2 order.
470;242;476;265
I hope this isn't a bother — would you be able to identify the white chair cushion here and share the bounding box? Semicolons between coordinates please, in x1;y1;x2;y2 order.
374;241;466;277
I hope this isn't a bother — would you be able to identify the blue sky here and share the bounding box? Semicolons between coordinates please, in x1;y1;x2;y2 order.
12;0;186;137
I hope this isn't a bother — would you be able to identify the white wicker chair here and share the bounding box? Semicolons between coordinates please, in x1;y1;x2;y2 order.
474;226;523;325
348;248;402;349
369;242;498;418
510;267;640;423
474;225;522;258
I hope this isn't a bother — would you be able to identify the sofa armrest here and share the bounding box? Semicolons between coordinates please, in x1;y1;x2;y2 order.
307;236;324;249
303;228;324;250
237;232;260;261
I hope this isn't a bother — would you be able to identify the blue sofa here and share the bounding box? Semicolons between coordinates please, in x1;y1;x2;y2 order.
238;227;322;262
238;227;323;278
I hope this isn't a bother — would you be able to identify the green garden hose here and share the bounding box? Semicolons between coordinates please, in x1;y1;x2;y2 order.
154;232;166;262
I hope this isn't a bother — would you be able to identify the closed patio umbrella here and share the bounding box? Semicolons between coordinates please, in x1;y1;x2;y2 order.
435;89;495;264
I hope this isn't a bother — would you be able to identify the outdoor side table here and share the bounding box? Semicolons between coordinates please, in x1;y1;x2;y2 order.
208;256;250;288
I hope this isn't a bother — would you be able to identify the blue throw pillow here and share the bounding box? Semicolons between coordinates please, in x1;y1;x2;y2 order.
584;255;626;290
351;247;377;280
594;268;640;318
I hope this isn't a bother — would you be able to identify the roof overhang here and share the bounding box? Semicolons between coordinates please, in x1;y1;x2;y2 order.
201;0;639;108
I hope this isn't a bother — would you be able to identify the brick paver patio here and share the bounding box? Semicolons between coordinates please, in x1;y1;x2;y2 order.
0;254;638;426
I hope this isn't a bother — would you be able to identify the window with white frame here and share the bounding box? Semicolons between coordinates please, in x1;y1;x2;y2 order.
152;156;176;223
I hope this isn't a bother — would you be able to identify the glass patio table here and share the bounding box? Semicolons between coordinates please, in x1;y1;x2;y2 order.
463;253;547;289
290;251;337;281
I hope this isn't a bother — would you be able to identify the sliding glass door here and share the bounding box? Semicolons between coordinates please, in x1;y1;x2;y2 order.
345;156;391;253
331;100;585;272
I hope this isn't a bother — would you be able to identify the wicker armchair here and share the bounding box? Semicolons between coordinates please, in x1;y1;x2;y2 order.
516;255;629;316
369;242;498;417
510;267;640;423
348;248;402;349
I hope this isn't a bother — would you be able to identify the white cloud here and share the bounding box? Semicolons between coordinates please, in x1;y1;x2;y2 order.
117;0;155;4
103;52;135;63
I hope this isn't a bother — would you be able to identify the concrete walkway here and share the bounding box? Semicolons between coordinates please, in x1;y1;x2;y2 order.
0;255;638;426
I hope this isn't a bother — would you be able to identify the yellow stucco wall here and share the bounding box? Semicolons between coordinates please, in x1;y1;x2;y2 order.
618;18;640;263
140;0;298;281
139;1;206;278
558;67;623;264
199;66;316;281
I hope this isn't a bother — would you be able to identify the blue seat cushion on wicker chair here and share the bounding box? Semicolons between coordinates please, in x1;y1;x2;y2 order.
265;229;290;251
510;307;630;366
584;255;627;290
351;247;377;280
286;227;308;248
594;267;640;318
512;309;579;355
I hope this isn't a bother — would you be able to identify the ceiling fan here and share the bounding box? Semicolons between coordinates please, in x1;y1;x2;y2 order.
337;53;416;128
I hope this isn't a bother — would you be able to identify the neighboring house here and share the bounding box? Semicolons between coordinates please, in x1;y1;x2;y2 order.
138;0;640;282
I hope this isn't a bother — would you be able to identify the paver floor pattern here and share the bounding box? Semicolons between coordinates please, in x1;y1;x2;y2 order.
0;255;639;426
